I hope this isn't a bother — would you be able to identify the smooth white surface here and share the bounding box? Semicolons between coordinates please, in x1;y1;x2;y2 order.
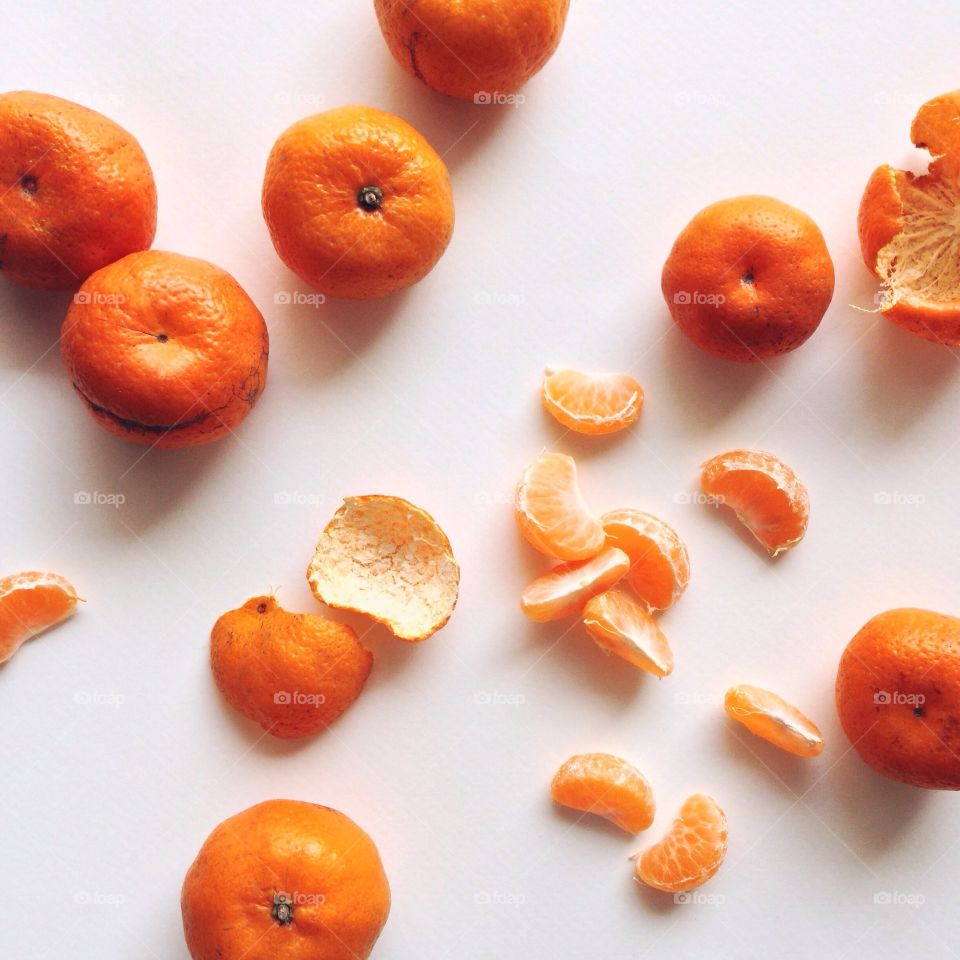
3;2;960;957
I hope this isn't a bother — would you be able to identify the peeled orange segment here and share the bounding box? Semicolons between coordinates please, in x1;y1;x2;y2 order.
700;449;809;557
541;367;644;435
724;684;824;758
634;794;728;893
858;90;960;345
521;548;629;623
601;509;690;611
306;495;459;643
551;753;655;834
0;571;80;664
515;452;605;561
582;590;674;677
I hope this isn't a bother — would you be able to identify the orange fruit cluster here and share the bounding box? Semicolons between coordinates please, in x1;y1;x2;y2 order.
8;7;960;951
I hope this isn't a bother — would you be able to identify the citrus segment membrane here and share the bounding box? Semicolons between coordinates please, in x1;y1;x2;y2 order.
542;367;644;435
520;547;629;622
724;684;824;757
582;590;674;677
551;753;655;834
0;571;80;664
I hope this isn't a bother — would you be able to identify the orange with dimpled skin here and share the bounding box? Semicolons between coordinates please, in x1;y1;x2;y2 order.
373;0;571;100
181;799;391;960
0;91;156;289
60;250;268;448
262;105;454;300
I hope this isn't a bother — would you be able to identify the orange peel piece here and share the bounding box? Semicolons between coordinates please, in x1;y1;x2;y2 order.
520;547;629;622
724;684;824;757
700;449;809;556
634;794;728;893
551;753;655;834
858;90;960;345
306;495;459;642
541;367;644;435
0;571;80;663
601;509;690;611
515;452;605;561
583;589;674;677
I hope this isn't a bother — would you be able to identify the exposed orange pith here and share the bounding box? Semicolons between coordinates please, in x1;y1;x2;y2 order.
858;90;960;345
634;794;728;893
306;495;460;643
551;753;655;834
700;449;809;556
520;547;629;622
0;571;79;664
515;452;605;561
724;684;824;758
582;590;674;677
541;367;644;435
601;509;690;611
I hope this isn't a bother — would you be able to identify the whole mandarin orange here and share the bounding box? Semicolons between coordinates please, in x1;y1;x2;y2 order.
836;608;960;789
181;799;391;960
0;91;156;289
262;105;454;300
662;195;835;362
60;250;268;448
210;595;373;739
373;0;570;100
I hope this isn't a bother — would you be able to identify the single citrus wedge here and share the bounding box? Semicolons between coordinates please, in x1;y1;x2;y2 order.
859;90;960;345
551;753;655;834
724;684;824;757
521;547;629;622
541;367;644;435
700;449;809;556
582;590;674;677
515;452;605;561
0;571;80;664
601;509;690;611
306;495;459;642
634;794;728;893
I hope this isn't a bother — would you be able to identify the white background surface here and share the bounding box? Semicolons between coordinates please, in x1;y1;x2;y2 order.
3;2;960;957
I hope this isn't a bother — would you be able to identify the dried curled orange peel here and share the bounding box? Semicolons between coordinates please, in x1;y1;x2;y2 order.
859;90;960;345
306;495;459;642
0;571;80;664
